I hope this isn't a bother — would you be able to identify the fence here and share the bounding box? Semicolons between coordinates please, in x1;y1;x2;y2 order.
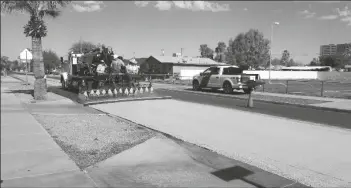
243;70;351;80
257;79;351;98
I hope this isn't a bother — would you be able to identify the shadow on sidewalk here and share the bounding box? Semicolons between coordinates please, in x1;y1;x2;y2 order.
5;89;34;97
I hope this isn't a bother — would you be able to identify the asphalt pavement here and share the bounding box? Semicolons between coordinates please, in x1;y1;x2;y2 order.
155;89;351;130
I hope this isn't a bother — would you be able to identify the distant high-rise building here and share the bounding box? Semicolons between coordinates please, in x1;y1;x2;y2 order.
320;44;337;56
336;43;351;55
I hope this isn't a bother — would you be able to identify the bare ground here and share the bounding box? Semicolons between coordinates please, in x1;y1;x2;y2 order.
34;114;156;170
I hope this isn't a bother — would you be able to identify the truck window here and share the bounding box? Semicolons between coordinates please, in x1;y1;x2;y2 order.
210;67;220;74
203;68;211;74
222;67;243;75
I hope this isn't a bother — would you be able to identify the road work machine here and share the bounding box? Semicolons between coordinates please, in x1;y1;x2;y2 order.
60;47;169;106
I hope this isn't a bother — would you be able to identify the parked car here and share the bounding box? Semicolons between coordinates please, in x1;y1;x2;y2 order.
192;65;261;94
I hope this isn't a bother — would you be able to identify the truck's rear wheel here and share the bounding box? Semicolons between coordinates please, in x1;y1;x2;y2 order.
223;82;233;94
193;80;201;91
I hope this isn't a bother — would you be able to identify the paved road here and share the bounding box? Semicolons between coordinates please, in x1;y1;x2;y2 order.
154;79;351;99
155;89;351;130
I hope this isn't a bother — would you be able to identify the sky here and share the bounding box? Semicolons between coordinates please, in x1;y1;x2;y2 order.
1;1;351;64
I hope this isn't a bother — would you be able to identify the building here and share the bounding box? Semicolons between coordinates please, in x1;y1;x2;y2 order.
320;43;351;56
345;65;351;72
140;55;227;79
320;44;337;56
18;48;33;71
336;43;351;55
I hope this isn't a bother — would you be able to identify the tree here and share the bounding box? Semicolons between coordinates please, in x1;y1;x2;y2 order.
280;50;290;66
271;58;281;66
226;29;270;68
214;42;227;62
199;44;214;59
319;55;343;68
309;58;319;66
1;56;9;70
287;59;300;67
1;1;70;100
43;50;60;73
69;40;98;54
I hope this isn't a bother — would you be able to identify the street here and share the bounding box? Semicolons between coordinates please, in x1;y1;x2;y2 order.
155;89;351;130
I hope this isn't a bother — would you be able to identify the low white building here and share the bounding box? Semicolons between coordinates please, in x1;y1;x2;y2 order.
17;48;33;71
19;48;32;63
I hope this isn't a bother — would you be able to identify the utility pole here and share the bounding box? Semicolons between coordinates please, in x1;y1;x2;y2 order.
80;37;82;54
181;48;183;56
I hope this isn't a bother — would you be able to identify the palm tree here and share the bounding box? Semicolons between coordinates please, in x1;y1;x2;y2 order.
1;1;70;100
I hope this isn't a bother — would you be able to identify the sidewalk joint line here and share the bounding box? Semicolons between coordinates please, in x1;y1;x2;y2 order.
83;170;99;188
281;182;297;188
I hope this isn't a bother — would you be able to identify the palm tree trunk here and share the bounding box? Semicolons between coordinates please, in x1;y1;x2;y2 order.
32;36;47;100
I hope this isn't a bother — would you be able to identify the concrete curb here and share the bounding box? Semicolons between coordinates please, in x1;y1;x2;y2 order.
82;96;173;106
158;88;351;114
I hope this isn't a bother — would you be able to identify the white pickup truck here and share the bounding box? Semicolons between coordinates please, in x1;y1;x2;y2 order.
192;65;261;94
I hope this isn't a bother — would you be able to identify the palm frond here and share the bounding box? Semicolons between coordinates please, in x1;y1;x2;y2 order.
38;1;71;19
1;0;35;15
39;9;60;18
23;16;47;38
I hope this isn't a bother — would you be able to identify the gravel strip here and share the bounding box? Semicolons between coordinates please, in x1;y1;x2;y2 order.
33;114;156;169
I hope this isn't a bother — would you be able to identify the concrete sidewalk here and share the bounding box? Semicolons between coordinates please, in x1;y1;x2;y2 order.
1;76;95;187
91;99;351;188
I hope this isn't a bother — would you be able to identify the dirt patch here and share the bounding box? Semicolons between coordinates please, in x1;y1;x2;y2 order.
33;114;156;169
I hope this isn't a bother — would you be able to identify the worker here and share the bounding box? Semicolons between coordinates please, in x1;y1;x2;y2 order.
111;56;125;73
96;60;107;74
